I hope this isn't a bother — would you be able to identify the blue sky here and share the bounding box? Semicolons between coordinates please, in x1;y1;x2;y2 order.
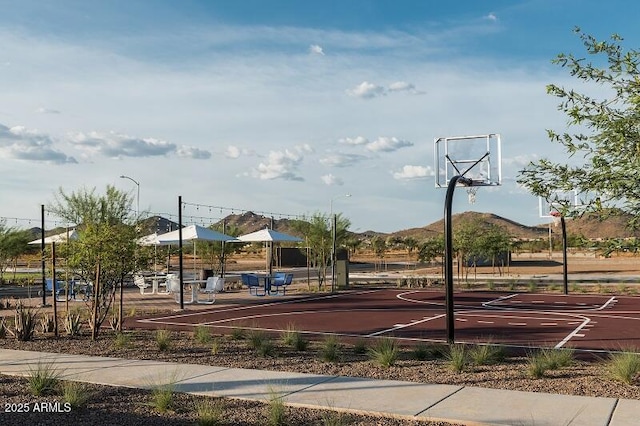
1;0;639;232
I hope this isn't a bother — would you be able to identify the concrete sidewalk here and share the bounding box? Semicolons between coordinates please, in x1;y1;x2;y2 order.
1;349;639;425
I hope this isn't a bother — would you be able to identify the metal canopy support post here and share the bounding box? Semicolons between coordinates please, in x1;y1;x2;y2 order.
331;214;337;293
40;204;46;306
444;175;472;344
561;216;568;295
178;195;184;309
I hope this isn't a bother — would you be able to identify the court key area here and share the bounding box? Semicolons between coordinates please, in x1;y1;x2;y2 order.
135;289;640;353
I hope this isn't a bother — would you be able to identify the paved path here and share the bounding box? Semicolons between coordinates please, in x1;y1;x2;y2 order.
1;348;639;425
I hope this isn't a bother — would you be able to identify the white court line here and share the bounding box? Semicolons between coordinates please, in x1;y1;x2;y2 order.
367;314;445;337
555;317;591;348
477;320;494;324
540;323;558;326
508;322;527;326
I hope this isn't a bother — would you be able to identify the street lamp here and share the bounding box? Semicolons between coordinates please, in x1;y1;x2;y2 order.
330;194;351;291
119;175;140;217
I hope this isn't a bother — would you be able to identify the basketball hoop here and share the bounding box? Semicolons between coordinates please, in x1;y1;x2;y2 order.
550;210;562;227
466;186;478;204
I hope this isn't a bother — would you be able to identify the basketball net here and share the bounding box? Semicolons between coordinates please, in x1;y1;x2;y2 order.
466;186;478;204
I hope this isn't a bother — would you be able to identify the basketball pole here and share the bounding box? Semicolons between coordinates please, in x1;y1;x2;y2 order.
561;215;568;295
444;175;472;345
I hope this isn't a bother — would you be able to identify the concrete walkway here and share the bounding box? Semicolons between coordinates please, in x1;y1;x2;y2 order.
1;348;639;425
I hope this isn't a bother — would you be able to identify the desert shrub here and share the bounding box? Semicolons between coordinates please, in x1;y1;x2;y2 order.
281;324;308;351
113;332;133;349
194;325;212;344
14;304;38;341
247;329;268;350
526;350;548;378
320;335;341;363
195;398;224;426
28;361;60;396
368;338;399;368
65;312;83;336
155;329;172;351
486;280;495;291
542;348;574;369
62;381;91;409
151;381;175;413
109;309;121;331
267;390;286;426
527;281;537;292
353;339;368;355
230;328;246;340
468;344;506;366
211;338;222;355
447;344;468;373
39;313;54;333
0;317;7;338
606;351;640;385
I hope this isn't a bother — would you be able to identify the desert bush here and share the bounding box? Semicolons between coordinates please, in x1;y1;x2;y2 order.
542;348;574;369
526;350;548;378
113;332;133;349
211;338;222;355
281;324;308;351
155;329;172;351
62;381;91;409
320;335;341;363
64;312;82;336
0;317;7;338
267;390;286;426
606;351;640;385
368;338;399;368
468;344;506;366
527;281;537;292
28;361;60;396
151;381;175;413
195;398;224;426
109;309;121;331
353;339;368;355
447;344;468;372
247;329;268;350
230;327;246;340
14;304;38;341
39;313;55;333
194;325;212;344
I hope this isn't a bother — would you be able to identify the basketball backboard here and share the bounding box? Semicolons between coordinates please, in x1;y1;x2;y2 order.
434;134;502;188
538;190;579;218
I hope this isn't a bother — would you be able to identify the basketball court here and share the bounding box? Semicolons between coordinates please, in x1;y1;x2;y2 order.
134;288;640;353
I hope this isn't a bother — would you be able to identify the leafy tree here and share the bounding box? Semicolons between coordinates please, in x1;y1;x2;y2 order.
417;236;444;264
196;223;243;275
478;225;512;275
403;237;419;261
518;28;640;228
0;222;32;282
49;186;146;340
291;213;351;290
370;236;387;271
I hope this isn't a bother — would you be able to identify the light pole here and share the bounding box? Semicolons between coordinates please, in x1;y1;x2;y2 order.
119;175;140;217
330;194;351;291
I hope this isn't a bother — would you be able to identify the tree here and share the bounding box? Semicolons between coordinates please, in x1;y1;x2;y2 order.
49;186;145;340
518;28;640;228
0;223;32;282
370;236;387;271
290;213;351;290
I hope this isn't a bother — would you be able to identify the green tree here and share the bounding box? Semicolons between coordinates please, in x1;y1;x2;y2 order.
518;28;640;228
417;236;444;264
49;186;145;340
370;236;387;271
291;213;351;290
0;222;32;282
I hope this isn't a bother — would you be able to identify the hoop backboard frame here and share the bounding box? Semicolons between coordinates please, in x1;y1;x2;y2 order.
538;190;580;218
434;134;502;188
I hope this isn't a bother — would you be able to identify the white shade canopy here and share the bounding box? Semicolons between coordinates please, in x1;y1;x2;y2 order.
29;229;79;245
157;224;238;243
237;228;302;243
137;232;173;246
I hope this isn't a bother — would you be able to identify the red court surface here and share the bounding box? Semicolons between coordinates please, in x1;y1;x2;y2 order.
134;289;640;353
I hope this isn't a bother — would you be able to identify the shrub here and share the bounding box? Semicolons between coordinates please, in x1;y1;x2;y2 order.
447;344;468;373
526;350;548;378
606;351;640;385
541;348;574;369
368;338;399;368
39;313;55;333
230;328;246;340
109;309;121;331
113;332;133;349
320;335;341;363
247;329;268;350
267;390;286;426
468;344;506;366
62;381;91;409
353;340;368;355
527;281;537;293
0;317;7;339
65;312;82;336
194;325;212;344
151;381;175;412
281;324;308;351
155;329;172;351
28;361;60;396
195;398;224;426
14;304;38;341
211;338;221;355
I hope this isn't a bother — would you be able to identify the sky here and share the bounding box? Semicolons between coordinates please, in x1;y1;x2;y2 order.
1;0;640;233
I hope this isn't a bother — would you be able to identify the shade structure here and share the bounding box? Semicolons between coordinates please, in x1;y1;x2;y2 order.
137;232;172;246
157;225;238;243
237;228;302;276
29;229;79;245
237;228;302;243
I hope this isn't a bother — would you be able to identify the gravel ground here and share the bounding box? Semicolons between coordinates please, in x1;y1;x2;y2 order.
1;328;639;425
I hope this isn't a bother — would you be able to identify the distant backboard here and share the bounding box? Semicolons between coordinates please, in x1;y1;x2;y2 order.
539;190;579;218
434;134;502;188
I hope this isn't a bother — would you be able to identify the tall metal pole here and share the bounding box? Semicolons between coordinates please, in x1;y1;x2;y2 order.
561;216;568;295
40;204;46;306
444;176;471;345
178;195;184;309
119;175;140;217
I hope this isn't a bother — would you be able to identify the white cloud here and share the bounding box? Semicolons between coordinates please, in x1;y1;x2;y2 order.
346;81;386;99
309;44;325;55
35;106;61;114
253;148;305;181
393;165;434;180
366;137;413;153
69;131;177;158
320;153;366;167
321;174;343;186
503;154;538;167
339;136;369;146
225;145;256;159
485;13;498;21
0;124;76;164
176;145;211;159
